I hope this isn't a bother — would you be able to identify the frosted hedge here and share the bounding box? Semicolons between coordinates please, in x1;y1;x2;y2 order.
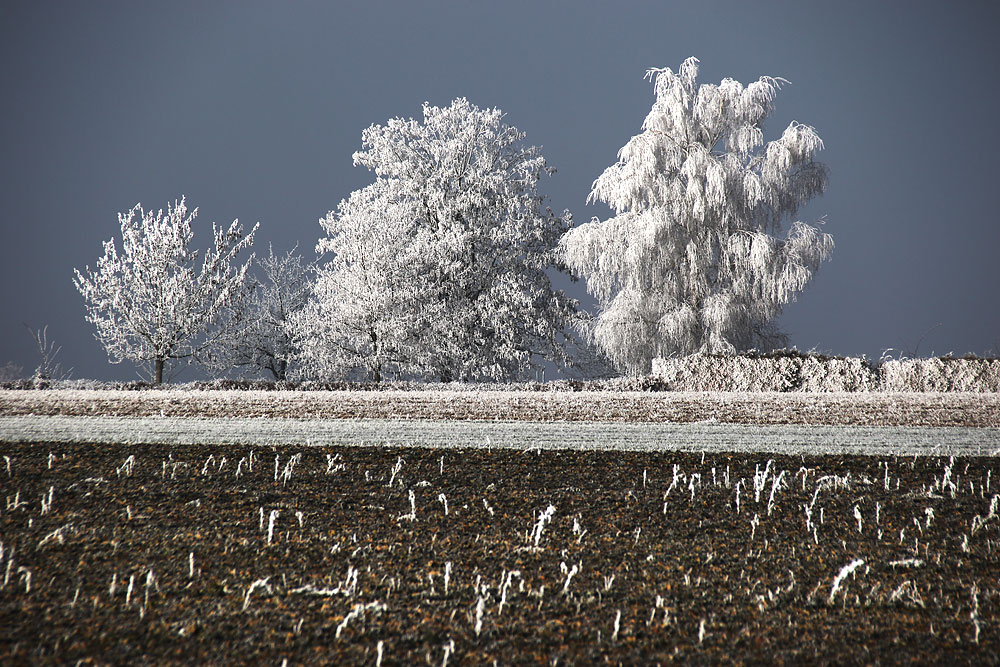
652;353;1000;392
879;357;1000;392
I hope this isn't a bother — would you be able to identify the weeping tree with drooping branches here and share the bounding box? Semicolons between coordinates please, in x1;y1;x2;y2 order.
561;57;833;375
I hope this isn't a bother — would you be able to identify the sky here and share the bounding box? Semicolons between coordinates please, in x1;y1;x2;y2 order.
1;1;999;381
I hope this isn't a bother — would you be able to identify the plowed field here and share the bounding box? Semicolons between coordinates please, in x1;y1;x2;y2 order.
2;441;998;664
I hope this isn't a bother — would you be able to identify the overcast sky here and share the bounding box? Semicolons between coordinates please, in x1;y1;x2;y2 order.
2;1;998;381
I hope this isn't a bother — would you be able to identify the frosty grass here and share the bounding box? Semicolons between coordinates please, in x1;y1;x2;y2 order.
0;389;997;457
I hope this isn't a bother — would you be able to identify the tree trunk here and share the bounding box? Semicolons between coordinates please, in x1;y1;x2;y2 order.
154;358;164;385
369;328;381;383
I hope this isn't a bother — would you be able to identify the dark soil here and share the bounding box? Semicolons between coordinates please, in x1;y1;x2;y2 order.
1;441;998;665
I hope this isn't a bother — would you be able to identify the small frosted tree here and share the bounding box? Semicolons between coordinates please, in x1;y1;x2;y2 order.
74;197;257;384
298;98;577;382
24;324;72;381
561;58;833;374
212;246;313;381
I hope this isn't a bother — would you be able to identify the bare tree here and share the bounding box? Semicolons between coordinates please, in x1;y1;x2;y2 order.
25;324;71;381
0;363;24;383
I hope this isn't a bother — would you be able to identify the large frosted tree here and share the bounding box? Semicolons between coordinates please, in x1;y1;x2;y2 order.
74;198;257;384
296;98;576;382
561;58;833;374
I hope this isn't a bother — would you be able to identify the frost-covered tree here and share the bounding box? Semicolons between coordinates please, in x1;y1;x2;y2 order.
293;182;421;382
73;198;257;384
561;58;833;374
212;246;313;380
25;324;72;381
297;98;576;382
0;363;23;383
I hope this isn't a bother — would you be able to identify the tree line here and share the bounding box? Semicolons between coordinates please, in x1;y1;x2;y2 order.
74;58;832;384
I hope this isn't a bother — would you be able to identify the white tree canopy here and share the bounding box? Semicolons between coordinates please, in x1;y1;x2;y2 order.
73;198;257;383
295;98;577;382
293;180;423;382
211;245;313;381
561;57;833;374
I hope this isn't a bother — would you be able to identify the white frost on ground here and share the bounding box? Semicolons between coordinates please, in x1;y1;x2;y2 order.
2;389;997;456
1;389;998;427
1;415;998;457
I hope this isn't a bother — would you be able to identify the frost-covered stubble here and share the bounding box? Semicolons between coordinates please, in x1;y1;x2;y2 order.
295;98;577;382
73;198;257;384
561;57;833;374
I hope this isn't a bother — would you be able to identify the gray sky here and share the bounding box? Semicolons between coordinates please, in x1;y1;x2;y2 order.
2;1;998;381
